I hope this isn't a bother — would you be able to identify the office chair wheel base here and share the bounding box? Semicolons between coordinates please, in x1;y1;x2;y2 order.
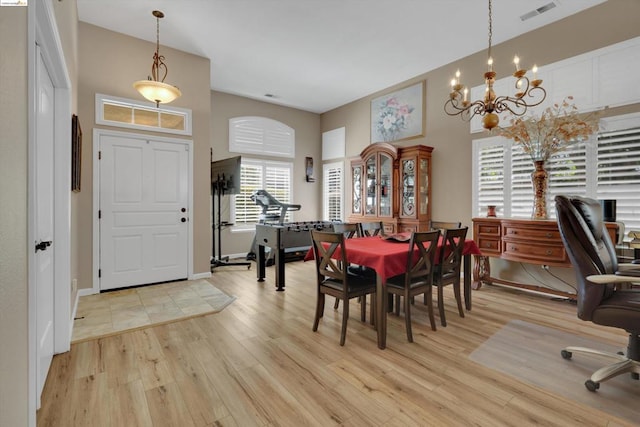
585;379;599;392
561;350;572;359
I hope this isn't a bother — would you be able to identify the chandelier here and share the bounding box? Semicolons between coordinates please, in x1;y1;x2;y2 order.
444;0;546;130
133;10;182;107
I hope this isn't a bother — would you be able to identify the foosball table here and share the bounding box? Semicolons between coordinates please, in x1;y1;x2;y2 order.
255;221;333;291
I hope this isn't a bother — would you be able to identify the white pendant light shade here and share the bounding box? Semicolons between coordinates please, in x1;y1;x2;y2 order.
134;10;181;107
133;79;182;105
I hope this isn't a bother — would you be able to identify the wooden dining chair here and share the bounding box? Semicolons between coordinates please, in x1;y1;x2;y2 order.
386;230;440;342
360;221;384;237
333;222;362;238
310;230;377;346
332;223;364;309
428;220;462;232
432;227;468;327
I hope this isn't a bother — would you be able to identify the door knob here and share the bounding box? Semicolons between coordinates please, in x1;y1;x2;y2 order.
181;208;186;212
35;240;52;252
181;218;186;223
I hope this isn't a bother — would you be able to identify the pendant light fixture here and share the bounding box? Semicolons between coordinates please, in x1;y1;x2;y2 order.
443;0;546;130
133;10;182;107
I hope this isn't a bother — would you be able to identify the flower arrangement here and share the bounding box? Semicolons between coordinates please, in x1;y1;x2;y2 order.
374;97;414;142
498;96;601;162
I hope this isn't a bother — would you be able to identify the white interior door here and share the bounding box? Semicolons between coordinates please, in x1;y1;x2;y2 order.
35;47;55;401
99;133;190;290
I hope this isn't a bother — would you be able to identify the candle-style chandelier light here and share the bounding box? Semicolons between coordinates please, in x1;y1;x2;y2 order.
444;0;546;130
133;10;182;107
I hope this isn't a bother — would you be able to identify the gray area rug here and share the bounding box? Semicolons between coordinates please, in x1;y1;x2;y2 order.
469;320;639;424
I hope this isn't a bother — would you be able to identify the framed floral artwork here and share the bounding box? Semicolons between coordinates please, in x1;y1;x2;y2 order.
371;81;425;143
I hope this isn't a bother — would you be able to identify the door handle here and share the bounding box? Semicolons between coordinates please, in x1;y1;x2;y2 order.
35;240;52;252
181;218;187;223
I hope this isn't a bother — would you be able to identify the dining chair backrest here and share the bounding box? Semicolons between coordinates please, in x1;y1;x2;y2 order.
429;220;462;232
360;221;384;237
311;230;349;284
333;223;362;239
405;230;441;285
437;227;468;278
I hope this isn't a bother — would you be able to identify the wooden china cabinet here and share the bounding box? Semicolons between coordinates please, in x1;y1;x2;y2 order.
348;143;433;233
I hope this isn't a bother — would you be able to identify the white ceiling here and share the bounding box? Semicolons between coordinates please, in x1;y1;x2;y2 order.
77;0;605;114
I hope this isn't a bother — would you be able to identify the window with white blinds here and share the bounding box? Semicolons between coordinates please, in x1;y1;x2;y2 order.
323;161;343;221
473;112;640;236
596;128;640;231
232;159;293;227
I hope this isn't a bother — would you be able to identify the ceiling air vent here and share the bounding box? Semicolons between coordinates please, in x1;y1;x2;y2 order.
520;1;557;21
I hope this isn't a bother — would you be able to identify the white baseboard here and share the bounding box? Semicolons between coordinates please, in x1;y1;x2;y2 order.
78;287;99;297
191;271;212;280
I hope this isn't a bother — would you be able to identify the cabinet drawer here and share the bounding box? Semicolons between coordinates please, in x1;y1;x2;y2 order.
503;242;568;264
503;226;560;241
477;237;501;255
476;223;500;236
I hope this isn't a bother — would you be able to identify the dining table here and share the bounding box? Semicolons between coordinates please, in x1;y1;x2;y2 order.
306;235;482;349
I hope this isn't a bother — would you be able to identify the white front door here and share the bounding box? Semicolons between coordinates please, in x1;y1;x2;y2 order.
35;47;55;401
99;133;190;290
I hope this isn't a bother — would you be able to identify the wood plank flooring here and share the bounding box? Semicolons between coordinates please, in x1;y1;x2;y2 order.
37;260;636;426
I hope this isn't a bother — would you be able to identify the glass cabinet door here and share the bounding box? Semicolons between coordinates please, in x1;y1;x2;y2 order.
365;156;376;215
401;159;415;217
419;158;429;215
379;153;393;217
352;164;362;214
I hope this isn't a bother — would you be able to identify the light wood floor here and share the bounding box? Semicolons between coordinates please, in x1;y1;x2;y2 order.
38;260;636;426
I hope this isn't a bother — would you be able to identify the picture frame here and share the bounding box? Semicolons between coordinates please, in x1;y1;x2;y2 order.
370;81;425;144
71;114;82;192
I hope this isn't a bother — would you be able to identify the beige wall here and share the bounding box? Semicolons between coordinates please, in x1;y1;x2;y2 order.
321;0;640;232
77;23;212;289
210;91;321;257
0;7;29;427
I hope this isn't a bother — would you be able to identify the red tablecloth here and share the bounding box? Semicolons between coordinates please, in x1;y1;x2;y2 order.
305;236;481;283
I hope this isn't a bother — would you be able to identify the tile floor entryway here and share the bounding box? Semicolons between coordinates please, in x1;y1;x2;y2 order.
71;279;235;342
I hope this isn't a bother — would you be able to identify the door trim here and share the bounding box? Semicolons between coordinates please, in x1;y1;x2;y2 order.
92;128;195;294
28;0;72;418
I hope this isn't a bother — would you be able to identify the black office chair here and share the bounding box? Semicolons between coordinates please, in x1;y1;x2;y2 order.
555;195;640;391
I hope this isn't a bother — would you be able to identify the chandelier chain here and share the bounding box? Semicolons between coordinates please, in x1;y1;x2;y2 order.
487;0;492;61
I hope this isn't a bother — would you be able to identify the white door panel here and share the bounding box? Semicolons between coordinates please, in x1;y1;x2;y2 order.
35;47;55;401
100;134;189;290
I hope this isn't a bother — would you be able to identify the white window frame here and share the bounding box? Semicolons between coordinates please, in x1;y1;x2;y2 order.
231;158;294;231
95;93;192;136
323;161;344;222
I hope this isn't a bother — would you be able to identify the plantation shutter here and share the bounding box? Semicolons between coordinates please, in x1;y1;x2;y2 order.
510;146;534;219
323;162;343;221
233;159;294;225
476;142;506;217
596;128;640;231
235;163;263;224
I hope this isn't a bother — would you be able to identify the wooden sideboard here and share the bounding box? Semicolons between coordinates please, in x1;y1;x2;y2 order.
472;218;618;297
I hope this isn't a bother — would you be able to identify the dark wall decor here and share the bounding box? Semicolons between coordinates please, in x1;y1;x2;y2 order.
71;114;82;192
305;156;315;182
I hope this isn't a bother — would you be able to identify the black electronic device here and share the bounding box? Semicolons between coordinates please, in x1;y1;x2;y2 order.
211;156;241;194
210;156;250;270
